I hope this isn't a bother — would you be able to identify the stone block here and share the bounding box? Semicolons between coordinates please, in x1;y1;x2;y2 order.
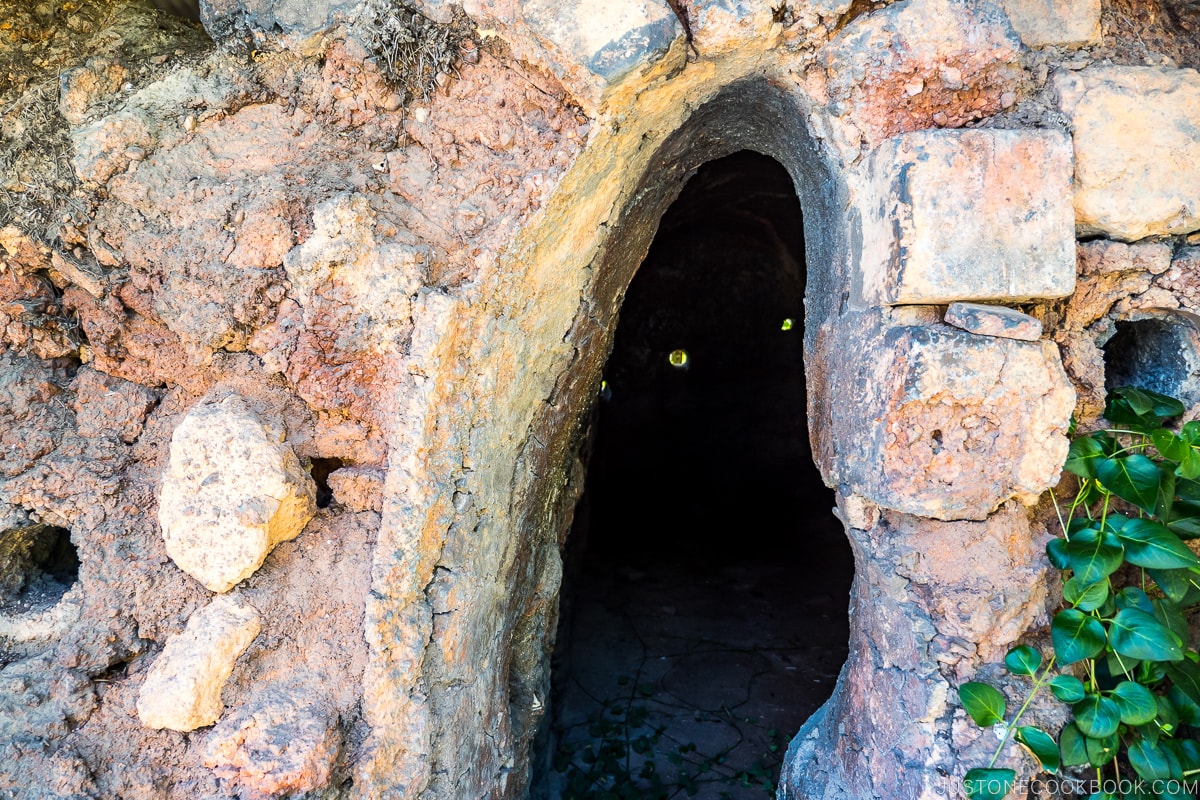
814;0;1023;146
199;0;365;43
944;302;1042;341
841;326;1074;520
1078;240;1173;277
1055;67;1200;241
136;596;261;731
521;0;679;82
159;394;316;593
859;129;1075;305
204;680;340;796
996;0;1100;48
327;466;385;513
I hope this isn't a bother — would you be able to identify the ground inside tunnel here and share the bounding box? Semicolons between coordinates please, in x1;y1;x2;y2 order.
541;152;854;799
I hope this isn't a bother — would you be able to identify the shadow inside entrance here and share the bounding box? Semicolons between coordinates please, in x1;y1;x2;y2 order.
542;152;854;799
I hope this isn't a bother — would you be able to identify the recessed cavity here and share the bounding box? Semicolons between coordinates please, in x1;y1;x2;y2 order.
539;151;852;798
1104;314;1200;405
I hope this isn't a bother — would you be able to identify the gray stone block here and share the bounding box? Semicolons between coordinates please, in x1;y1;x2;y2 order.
521;0;679;83
858;128;1075;305
200;0;367;44
996;0;1100;48
944;302;1043;341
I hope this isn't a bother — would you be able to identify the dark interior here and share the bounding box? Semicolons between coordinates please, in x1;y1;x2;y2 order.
1105;315;1199;405
542;151;853;799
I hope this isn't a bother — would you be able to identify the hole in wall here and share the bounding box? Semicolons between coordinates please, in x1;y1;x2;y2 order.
0;523;79;612
309;457;346;509
1104;312;1200;406
540;151;853;798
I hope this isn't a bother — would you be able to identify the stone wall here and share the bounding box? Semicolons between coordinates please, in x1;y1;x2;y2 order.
1;0;1199;798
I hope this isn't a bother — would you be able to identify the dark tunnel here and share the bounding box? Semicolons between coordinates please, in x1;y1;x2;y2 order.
541;151;854;799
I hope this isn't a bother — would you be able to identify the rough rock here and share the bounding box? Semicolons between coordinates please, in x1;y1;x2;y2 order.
813;0;1023;146
199;0;365;45
158;394;316;593
326;465;385;513
944;302;1043;341
136;595;262;731
203;679;341;798
859;129;1075;305
995;0;1100;47
842;326;1075;520
70;367;158;444
1077;239;1173;277
1055;66;1200;240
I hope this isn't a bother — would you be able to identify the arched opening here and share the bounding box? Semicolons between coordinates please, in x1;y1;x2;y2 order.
542;151;853;798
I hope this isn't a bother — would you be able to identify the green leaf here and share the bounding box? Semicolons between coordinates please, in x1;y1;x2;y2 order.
1074;694;1122;738
1049;674;1087;703
1117;518;1200;569
1096;454;1162;513
1116;585;1156;614
1109;608;1185;662
1046;538;1071;570
1129;737;1173;782
1106;386;1185;429
1168;684;1200;726
1148;567;1194;603
1165;660;1200;707
1052;609;1107;665
1167;501;1200;539
1066;528;1126;585
1153;597;1189;643
958;682;1006;727
962;768;1016;800
1169;738;1200;773
1063;576;1109;611
1004;645;1042;677
1065;435;1107;478
1058;723;1090;767
1110;681;1158;725
1084;731;1119;767
1015;726;1060;773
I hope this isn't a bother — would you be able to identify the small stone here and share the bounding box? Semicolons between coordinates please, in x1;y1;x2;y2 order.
204;680;341;796
158;394;317;593
380;93;403;112
412;107;430;124
124;145;145;160
136;596;262;732
944;302;1043;341
326;466;384;513
183;114;197;131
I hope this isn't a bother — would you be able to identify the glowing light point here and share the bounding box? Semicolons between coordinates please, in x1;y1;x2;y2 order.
781;318;794;331
668;349;688;368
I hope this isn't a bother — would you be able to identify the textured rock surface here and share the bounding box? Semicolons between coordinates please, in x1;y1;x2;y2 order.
1055;66;1200;240
996;0;1100;47
521;0;678;83
136;596;261;731
158;394;316;593
203;679;341;797
859;129;1075;305
944;302;1043;341
812;0;1023;148
842;326;1074;520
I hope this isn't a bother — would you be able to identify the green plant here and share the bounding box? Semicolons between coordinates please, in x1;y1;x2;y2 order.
959;387;1200;800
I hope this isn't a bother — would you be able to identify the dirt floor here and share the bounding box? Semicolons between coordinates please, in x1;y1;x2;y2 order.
539;152;855;799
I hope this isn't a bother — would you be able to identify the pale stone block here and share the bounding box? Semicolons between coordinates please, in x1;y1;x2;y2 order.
859;129;1075;305
1077;240;1173;277
137;596;261;732
521;0;679;83
159;394;316;593
996;0;1100;48
944;302;1042;341
327;466;385;513
842;327;1074;520
1055;66;1200;241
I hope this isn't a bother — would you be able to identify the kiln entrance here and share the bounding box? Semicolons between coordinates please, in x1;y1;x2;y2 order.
541;151;853;798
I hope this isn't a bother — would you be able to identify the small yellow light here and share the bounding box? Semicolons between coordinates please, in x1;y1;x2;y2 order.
600;380;608;391
781;318;794;331
668;349;688;368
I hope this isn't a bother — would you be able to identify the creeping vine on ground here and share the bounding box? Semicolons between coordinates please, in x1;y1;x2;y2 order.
959;387;1200;800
